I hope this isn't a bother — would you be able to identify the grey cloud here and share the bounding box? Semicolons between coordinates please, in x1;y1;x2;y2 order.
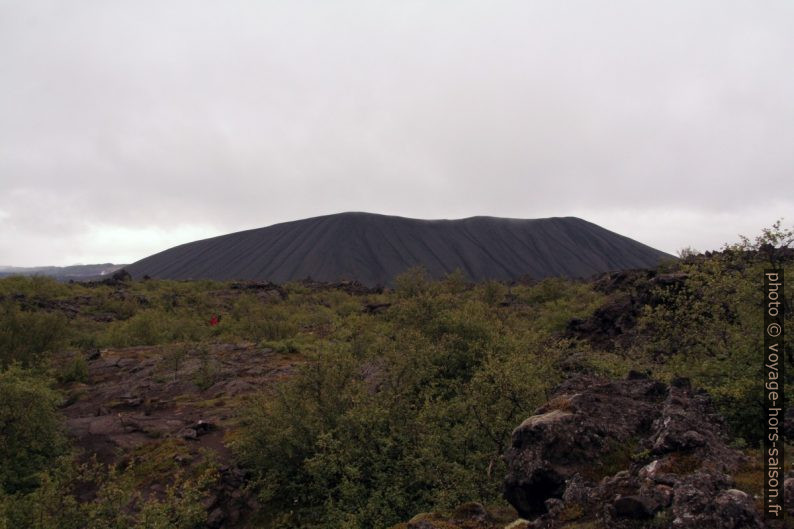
1;0;793;264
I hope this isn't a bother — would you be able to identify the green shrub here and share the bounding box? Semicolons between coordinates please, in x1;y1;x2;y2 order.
639;222;794;444
228;295;297;342
0;276;70;300
0;456;217;529
0;302;68;368
479;281;507;306
234;294;570;528
101;310;163;346
95;295;139;320
99;310;208;347
58;354;89;384
162;344;189;382
0;366;66;494
192;346;218;391
393;267;431;298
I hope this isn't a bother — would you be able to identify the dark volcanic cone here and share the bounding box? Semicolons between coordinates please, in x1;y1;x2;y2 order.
125;212;672;286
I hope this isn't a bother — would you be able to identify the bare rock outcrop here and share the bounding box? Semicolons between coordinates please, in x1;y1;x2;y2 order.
504;373;762;529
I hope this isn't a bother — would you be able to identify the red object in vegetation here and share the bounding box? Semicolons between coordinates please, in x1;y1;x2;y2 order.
209;314;219;326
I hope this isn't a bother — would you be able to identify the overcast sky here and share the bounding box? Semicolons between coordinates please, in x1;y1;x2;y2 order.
1;1;792;266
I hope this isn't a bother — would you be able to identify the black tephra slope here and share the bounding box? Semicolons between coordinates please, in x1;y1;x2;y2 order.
125;212;673;285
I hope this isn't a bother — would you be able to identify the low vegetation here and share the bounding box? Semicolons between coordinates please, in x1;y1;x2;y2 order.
0;223;791;528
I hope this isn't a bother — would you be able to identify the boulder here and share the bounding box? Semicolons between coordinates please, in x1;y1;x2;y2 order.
503;373;761;528
612;495;659;519
504;375;662;518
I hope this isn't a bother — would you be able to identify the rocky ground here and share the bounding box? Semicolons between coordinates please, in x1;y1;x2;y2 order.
394;372;791;529
22;262;789;529
56;342;302;528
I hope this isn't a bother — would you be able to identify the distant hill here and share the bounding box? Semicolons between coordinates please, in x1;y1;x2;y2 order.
0;263;124;281
125;213;673;285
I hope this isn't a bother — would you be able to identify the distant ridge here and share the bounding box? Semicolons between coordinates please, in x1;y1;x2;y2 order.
0;263;124;280
125;212;673;285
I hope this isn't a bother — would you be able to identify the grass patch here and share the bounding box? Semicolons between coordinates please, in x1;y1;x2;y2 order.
127;439;193;486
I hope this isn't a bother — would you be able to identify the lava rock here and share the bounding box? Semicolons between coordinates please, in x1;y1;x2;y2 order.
612;495;659;519
503;373;759;528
